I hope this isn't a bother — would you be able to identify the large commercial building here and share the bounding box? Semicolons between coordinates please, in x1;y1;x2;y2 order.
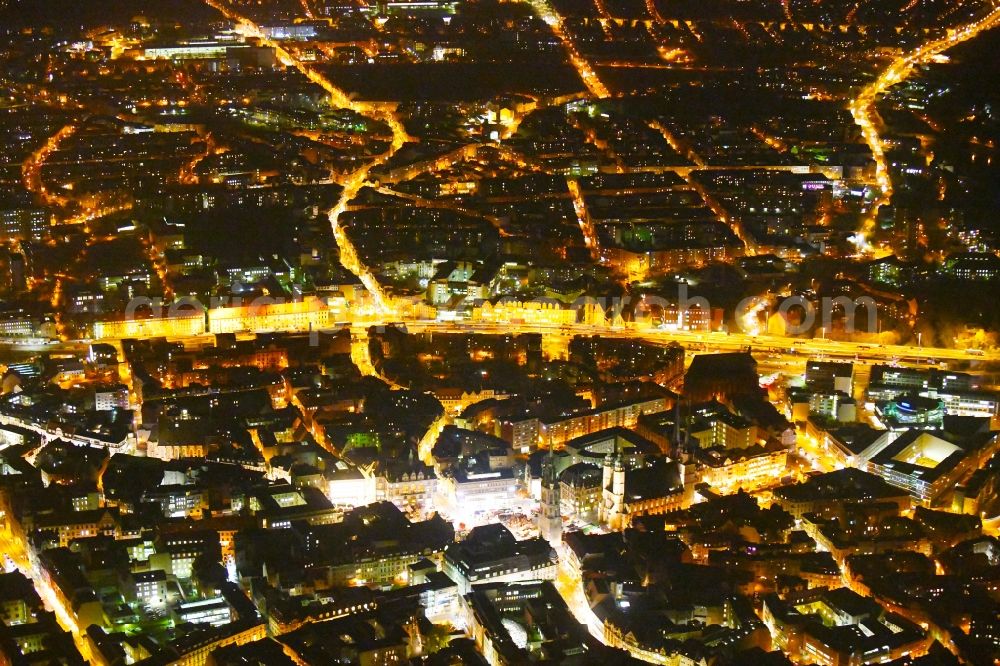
438;467;520;521
808;421;892;469
444;524;556;595
867;429;1000;506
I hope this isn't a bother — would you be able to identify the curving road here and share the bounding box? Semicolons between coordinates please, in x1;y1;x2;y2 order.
850;3;1000;239
203;0;408;315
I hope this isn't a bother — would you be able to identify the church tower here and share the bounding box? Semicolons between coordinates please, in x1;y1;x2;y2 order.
675;397;699;507
538;445;562;544
600;439;627;531
610;454;626;530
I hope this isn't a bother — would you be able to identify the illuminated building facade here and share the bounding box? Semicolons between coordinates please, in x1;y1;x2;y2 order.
599;456;690;531
600;243;744;281
471;299;605;327
874;394;944;431
207;297;333;334
439;468;520;521
536;396;670;450
92;314;206;340
374;466;438;519
697;443;788;493
558;463;601;524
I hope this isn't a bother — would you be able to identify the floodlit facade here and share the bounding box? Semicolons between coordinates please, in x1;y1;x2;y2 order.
208;297;333;334
93;314;206;339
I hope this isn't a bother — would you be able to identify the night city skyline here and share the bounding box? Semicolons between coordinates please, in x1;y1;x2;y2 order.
0;0;997;664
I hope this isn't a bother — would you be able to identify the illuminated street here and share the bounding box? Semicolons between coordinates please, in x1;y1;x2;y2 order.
849;3;1000;240
0;527;93;662
22;124;76;209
